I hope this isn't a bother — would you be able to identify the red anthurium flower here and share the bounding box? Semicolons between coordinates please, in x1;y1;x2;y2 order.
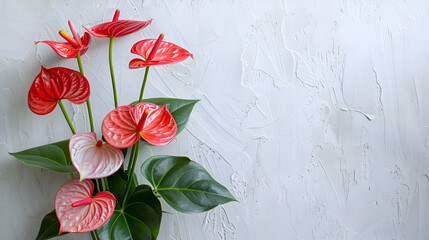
55;178;115;234
83;9;152;38
70;132;124;180
28;66;90;115
35;20;90;58
102;102;177;149
129;33;193;68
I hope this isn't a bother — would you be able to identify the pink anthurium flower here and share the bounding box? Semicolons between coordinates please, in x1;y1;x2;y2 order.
129;33;193;68
35;20;91;59
70;132;124;180
55;178;115;234
28;66;90;115
83;9;152;38
102;102;177;149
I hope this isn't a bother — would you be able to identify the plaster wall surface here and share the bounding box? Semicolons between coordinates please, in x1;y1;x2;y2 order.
1;0;429;239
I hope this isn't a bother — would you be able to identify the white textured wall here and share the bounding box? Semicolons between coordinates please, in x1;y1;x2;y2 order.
1;0;429;239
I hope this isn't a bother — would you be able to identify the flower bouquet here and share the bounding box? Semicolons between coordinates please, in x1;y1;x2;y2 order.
10;9;235;240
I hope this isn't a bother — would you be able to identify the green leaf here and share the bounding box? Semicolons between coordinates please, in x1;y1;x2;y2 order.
141;155;236;213
9;140;75;173
131;98;199;135
107;168;137;206
120;147;128;159
36;210;67;240
96;185;162;240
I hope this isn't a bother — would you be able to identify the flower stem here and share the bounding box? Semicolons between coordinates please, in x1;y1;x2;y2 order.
138;67;150;103
76;52;108;192
90;231;97;240
122;139;140;207
126;144;136;171
109;37;118;108
76;52;95;132
95;229;101;240
103;178;110;192
76;52;85;75
58;100;76;134
96;179;104;192
85;99;94;132
69;172;75;179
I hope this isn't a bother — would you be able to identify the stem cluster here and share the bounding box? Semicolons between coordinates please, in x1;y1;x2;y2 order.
58;33;153;238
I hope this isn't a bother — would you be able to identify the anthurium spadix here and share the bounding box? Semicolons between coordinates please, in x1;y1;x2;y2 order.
69;132;124;180
35;20;90;59
28;66;90;115
129;33;193;68
55;179;115;234
102;102;177;149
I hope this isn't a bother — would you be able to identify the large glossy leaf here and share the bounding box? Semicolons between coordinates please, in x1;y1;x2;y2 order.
36;210;67;240
106;168;136;206
96;185;162;240
141;155;236;213
9;140;76;173
131;98;199;135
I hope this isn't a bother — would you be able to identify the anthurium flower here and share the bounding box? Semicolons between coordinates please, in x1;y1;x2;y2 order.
55;178;115;233
83;9;152;38
70;132;124;180
102;102;177;149
28;66;90;115
129;33;193;68
35;20;90;58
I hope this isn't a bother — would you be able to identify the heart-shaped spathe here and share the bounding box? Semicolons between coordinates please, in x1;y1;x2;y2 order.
129;33;193;69
69;132;124;180
83;9;152;38
102;102;177;149
55;178;115;233
28;66;90;115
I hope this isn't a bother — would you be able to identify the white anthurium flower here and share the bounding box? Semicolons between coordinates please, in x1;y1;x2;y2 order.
69;132;124;180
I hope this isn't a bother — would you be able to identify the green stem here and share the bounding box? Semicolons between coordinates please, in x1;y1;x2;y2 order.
90;231;97;240
95;229;101;240
138;67;150;102
76;52;95;132
85;99;94;132
103;178;110;192
96;179;104;192
126;144;136;175
76;52;85;75
58;100;76;134
76;53;107;192
69;172;75;179
109;37;118;108
123;139;140;207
